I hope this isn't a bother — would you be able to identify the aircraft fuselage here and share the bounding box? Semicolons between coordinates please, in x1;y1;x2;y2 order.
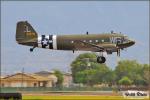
16;21;135;63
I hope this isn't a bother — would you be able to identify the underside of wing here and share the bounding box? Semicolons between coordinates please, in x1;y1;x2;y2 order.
74;40;105;52
74;40;117;53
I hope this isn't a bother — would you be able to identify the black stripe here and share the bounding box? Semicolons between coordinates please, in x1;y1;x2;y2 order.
41;35;46;48
42;35;45;40
49;35;53;49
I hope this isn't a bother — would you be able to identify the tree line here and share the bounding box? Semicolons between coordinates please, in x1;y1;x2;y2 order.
71;53;149;87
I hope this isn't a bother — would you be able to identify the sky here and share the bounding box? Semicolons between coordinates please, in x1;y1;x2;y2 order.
1;1;149;75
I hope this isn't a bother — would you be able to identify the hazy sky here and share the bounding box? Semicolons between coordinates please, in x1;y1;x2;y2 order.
1;1;149;75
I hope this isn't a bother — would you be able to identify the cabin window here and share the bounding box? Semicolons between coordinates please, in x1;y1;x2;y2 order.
101;39;104;42
89;40;92;43
95;40;98;43
71;41;74;43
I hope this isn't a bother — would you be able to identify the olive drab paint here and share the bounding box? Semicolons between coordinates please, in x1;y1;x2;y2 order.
16;21;135;63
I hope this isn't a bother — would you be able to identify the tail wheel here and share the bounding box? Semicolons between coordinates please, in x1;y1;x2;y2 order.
30;46;36;52
97;56;106;63
30;48;33;52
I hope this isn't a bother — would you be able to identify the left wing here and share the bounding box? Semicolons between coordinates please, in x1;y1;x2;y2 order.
74;40;117;54
75;40;105;52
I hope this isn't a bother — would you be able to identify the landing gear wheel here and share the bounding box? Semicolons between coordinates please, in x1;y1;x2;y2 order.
97;56;106;63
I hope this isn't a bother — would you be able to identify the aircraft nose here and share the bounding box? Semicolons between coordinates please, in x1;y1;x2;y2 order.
129;39;135;46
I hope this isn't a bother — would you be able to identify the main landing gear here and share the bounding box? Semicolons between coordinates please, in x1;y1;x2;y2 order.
97;56;106;63
96;52;107;64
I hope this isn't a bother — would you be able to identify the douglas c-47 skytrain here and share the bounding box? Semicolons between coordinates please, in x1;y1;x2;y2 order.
16;21;135;63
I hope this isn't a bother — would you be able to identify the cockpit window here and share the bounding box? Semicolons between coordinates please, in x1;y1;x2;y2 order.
124;36;129;42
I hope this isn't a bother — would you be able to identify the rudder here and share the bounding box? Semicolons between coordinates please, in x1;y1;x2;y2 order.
16;21;38;46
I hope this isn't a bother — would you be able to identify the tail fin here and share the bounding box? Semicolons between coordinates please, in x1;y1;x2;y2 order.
16;21;38;46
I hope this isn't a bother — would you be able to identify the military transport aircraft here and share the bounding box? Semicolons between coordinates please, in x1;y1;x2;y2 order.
16;21;135;63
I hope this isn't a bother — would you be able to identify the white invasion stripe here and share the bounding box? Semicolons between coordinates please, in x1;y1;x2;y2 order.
46;35;49;39
46;35;49;49
53;35;57;50
38;36;42;48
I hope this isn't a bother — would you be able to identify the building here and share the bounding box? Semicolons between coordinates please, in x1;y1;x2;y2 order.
35;71;73;87
0;73;55;87
0;71;73;88
63;73;72;87
34;71;57;87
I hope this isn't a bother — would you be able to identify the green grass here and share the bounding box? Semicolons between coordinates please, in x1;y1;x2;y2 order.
23;95;149;100
1;87;113;93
